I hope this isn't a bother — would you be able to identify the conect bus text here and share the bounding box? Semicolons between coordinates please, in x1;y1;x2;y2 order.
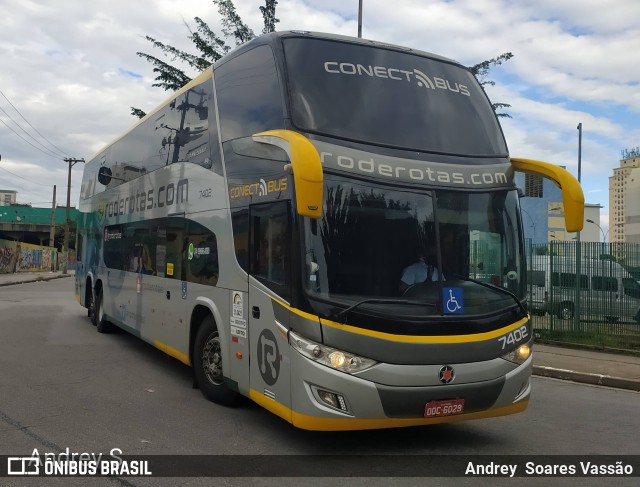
104;179;188;218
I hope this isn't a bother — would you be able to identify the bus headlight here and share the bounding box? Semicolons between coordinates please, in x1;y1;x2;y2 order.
289;330;377;374
501;339;532;365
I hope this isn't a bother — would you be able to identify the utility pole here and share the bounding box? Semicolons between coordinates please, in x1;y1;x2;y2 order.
358;0;363;38
50;185;56;271
575;123;582;332
63;158;85;274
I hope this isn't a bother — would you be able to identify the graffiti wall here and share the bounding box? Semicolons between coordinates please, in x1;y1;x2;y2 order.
0;239;59;274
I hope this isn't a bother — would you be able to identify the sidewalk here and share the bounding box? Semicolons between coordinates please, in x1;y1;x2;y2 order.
0;270;74;287
1;271;639;392
533;343;640;391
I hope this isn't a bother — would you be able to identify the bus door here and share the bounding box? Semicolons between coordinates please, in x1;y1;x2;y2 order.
145;217;189;352
247;201;292;411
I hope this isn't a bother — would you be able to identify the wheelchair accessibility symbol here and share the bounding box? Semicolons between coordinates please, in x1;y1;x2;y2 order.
443;287;463;314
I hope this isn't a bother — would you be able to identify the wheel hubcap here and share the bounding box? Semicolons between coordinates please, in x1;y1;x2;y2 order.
202;335;223;385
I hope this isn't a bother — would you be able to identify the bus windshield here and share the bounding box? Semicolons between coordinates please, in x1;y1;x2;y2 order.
283;37;507;157
303;175;524;316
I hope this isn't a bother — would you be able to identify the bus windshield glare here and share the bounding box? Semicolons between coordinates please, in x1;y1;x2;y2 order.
303;175;524;316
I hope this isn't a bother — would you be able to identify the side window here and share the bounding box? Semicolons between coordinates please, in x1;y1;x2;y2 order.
168;80;223;175
623;278;640;299
231;208;249;273
186;221;219;286
592;275;618;292
76;231;84;263
104;226;125;270
104;221;157;274
552;272;588;290
215;45;284;141
160;218;186;280
250;201;291;299
527;270;545;287
126;222;156;275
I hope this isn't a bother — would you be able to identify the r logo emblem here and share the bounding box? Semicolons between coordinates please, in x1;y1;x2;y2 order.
257;329;280;385
439;365;455;384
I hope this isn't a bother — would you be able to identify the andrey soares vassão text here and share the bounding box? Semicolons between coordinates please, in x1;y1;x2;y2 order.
465;461;634;477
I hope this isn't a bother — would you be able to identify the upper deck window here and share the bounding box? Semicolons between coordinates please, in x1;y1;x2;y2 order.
283;38;507;157
215;44;284;141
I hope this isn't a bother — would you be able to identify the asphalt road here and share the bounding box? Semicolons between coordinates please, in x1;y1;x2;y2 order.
1;279;639;486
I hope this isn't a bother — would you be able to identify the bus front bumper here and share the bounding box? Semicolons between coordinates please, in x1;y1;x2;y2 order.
252;349;532;431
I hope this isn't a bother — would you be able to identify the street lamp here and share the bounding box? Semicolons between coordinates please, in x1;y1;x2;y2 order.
586;219;613;317
586;219;609;243
521;208;536;242
586;218;611;262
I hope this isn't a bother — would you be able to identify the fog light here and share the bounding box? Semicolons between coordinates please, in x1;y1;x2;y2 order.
317;389;349;412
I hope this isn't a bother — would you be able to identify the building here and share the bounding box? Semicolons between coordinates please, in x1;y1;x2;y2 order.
0;205;78;247
627;169;640;244
0;189;17;206
609;149;640;244
516;172;602;244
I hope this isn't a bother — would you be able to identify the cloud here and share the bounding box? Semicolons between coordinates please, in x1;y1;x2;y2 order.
0;0;637;223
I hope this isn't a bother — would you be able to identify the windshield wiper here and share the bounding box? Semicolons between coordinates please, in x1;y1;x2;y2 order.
334;298;437;323
450;274;528;316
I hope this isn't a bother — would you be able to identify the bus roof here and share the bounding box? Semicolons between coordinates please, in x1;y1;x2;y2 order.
215;30;461;69
87;31;467;165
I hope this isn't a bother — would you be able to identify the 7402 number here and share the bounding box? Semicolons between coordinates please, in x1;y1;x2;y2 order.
498;325;528;350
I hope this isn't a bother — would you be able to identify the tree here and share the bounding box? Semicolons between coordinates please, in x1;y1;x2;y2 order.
133;1;512;119
132;0;279;118
468;52;514;118
55;220;76;251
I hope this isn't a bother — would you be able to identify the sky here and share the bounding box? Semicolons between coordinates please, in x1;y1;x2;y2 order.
1;0;639;236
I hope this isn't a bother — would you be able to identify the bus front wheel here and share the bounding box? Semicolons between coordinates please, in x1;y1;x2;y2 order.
193;315;238;406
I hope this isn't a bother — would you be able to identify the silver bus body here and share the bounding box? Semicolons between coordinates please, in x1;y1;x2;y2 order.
73;31;581;430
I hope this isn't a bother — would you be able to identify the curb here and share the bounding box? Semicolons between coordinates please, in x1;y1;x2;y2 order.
533;365;640;392
0;274;72;287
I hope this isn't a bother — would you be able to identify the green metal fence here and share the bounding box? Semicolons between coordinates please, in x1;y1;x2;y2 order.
526;241;640;352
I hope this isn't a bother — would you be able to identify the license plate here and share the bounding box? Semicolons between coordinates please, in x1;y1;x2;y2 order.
424;399;465;418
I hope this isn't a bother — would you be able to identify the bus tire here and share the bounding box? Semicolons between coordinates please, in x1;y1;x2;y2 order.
95;288;113;333
557;302;574;320
193;315;238;406
87;285;96;325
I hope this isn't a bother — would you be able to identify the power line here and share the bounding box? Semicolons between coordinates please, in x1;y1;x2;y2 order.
0;88;69;158
0;164;53;187
0;116;63;160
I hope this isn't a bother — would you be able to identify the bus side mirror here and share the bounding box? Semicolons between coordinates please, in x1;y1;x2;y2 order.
252;130;324;219
98;166;113;186
511;158;584;232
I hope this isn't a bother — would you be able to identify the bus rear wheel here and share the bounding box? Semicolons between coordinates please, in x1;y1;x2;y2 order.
193;315;238;406
95;288;113;333
557;302;574;320
87;285;96;325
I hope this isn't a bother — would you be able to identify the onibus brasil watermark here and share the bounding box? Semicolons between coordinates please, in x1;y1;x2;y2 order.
7;448;151;477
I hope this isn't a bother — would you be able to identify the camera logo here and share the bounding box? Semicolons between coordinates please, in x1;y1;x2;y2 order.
7;456;40;475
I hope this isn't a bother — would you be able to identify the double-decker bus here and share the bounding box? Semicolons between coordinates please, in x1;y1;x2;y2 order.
75;31;584;430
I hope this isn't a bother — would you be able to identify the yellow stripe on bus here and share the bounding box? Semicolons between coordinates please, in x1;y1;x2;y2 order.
153;340;191;366
250;388;293;424
250;388;527;431
271;296;529;344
